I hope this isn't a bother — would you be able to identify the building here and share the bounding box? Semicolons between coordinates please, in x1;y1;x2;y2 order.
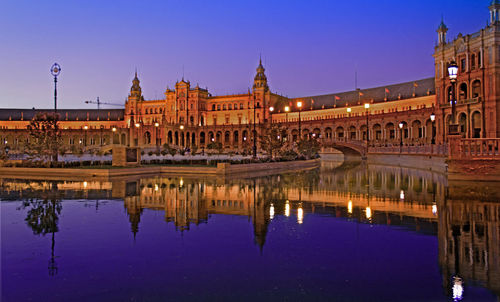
0;2;498;156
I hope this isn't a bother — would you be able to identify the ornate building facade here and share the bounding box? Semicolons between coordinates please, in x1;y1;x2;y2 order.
0;2;498;155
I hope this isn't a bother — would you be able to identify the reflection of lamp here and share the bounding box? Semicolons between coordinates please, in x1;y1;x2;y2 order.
83;181;88;188
285;200;290;217
179;178;184;187
297;205;303;224
400;190;405;200
348;200;353;214
270;203;275;220
452;275;463;301
154;184;159;191
432;203;437;216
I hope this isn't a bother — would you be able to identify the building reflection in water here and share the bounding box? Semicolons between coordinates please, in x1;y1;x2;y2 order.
1;161;499;298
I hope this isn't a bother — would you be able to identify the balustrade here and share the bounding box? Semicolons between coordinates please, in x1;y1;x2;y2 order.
458;138;500;159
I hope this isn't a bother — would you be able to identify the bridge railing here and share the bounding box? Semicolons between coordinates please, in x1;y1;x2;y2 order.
454;138;500;159
368;144;448;156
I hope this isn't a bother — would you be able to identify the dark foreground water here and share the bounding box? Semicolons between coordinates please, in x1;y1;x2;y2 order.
2;161;499;302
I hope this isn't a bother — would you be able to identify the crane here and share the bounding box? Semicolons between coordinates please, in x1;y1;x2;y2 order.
85;97;124;110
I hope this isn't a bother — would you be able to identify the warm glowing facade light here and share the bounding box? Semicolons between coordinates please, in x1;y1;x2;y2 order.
365;206;372;219
112;127;117;132
269;106;274;112
432;203;437;216
180;125;184;130
430;113;436;122
399;122;404;129
400;190;405;200
347;107;352;113
348;200;353;214
84;125;89;130
270;203;275;220
284;106;290;112
364;103;370;109
83;181;88;188
179;178;184;187
154;122;160;127
154;184;159;191
297;101;302;108
135;123;140;128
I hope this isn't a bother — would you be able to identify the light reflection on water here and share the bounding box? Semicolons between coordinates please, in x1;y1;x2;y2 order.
1;160;499;302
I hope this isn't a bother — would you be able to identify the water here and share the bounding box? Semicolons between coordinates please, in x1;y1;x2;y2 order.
1;161;499;301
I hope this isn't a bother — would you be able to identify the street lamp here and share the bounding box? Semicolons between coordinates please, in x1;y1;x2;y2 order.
155;121;160;151
179;125;184;130
50;63;61;114
448;61;459;135
50;63;61;163
83;125;89;147
398;122;404;153
430;113;436;145
135;122;140;147
269;106;274;127
364;103;370;144
297;101;303;140
284;106;290;141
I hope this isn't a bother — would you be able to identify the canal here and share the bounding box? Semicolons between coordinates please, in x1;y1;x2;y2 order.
1;160;499;301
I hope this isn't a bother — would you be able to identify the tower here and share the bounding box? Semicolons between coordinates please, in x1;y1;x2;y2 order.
437;18;448;45
253;57;269;91
490;0;500;24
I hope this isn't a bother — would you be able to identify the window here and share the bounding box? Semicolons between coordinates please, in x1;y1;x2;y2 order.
223;104;226;110
228;104;232;110
217;105;221;111
461;58;466;72
478;51;482;68
212;104;215;111
240;104;243;109
471;54;476;70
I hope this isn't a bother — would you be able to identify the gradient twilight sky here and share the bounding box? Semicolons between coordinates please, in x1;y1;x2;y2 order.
0;0;491;109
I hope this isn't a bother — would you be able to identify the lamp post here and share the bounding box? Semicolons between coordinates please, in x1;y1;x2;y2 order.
135;122;140;147
430;113;436;145
399;122;404;153
179;125;184;148
252;95;257;158
364;103;370;144
50;63;61;164
83;125;88;147
297;101;303;141
448;61;459;135
112;127;117;145
50;63;61;114
154;121;160;152
284;106;290;142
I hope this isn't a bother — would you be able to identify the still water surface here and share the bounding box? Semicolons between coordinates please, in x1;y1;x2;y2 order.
1;161;499;301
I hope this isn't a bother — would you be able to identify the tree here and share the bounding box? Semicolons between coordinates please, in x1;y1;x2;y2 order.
297;138;321;159
260;124;286;159
26;113;61;166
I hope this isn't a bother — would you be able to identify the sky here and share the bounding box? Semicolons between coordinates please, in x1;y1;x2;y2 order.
0;0;491;109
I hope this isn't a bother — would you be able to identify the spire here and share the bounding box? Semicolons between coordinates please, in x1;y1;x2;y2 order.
253;57;268;91
130;70;141;97
490;0;500;24
437;16;448;45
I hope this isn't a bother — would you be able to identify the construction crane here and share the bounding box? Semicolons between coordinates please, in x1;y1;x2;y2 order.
85;97;124;110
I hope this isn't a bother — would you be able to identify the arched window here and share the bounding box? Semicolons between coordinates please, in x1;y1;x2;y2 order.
240;104;243;109
471;54;476;70
144;131;151;144
212;104;215;111
472;80;481;98
459;83;467;100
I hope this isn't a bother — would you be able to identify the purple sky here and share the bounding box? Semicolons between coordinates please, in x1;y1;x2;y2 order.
0;0;491;109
